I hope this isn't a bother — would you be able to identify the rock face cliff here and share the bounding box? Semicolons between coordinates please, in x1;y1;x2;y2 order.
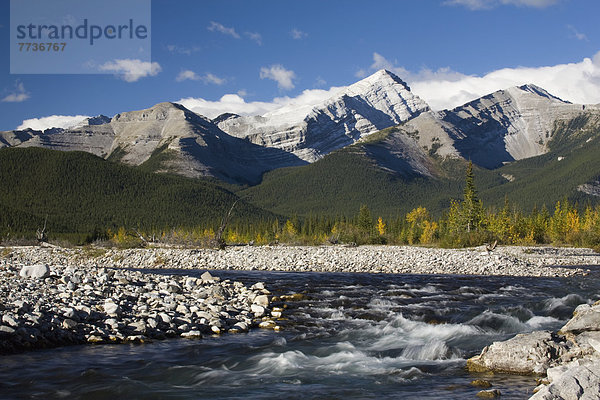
216;69;430;163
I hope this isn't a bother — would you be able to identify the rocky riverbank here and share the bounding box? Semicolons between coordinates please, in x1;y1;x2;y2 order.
0;244;597;357
0;260;281;354
467;301;600;399
2;244;598;277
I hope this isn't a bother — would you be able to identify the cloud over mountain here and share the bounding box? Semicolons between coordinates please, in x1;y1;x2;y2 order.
17;115;90;131
362;52;600;111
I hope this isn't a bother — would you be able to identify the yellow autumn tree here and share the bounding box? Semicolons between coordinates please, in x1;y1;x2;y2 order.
285;219;298;236
406;207;430;244
377;217;386;236
420;220;438;244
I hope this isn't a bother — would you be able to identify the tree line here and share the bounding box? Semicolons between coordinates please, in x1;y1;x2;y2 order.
107;162;600;252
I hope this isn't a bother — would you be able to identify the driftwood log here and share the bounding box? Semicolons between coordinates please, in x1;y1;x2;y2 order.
210;200;239;250
36;215;48;243
486;240;498;253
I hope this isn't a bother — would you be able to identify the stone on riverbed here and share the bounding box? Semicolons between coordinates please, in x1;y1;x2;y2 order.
201;271;217;283
61;319;77;329
19;264;50;279
181;330;202;339
559;303;600;334
253;295;269;307
250;304;265;317
476;389;501;398
530;359;600;399
0;253;276;355
471;380;492;388
467;331;567;375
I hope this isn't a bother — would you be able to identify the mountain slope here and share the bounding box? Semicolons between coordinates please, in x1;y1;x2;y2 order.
239;111;600;218
238;128;465;218
477;111;600;209
0;147;276;240
3;75;599;191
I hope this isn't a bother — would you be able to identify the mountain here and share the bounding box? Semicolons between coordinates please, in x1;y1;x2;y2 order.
239;111;600;218
1;70;429;184
0;128;41;148
216;69;430;163
9;102;304;184
2;71;599;194
400;84;593;168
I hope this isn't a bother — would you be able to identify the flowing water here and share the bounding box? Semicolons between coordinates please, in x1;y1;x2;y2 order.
1;269;599;400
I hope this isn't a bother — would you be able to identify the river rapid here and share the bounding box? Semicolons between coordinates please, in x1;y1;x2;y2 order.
1;269;599;400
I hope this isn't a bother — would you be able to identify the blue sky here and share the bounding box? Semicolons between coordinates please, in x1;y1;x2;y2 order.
1;0;599;131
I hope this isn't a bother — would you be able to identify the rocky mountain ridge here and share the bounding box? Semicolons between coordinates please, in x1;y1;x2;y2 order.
216;70;430;162
1;70;599;184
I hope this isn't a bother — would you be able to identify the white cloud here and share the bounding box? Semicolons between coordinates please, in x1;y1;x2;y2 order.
203;73;226;85
17;115;90;131
567;25;588;41
355;68;368;78
245;31;262;45
445;0;558;9
207;21;240;39
99;59;162;82
260;64;296;90
176;70;226;85
166;44;200;55
176;86;344;119
176;70;200;82
177;49;600;120
361;52;600;111
291;29;307;40
2;81;29;103
177;94;278;118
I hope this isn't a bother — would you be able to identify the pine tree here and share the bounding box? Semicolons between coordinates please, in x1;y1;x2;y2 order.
357;205;373;234
462;161;484;233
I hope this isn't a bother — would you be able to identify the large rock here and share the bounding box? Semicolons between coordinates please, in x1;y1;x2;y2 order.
19;264;50;279
560;304;600;334
530;359;600;399
567;331;600;357
467;331;567;375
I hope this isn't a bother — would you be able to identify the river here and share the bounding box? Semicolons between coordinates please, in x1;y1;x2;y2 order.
1;269;598;399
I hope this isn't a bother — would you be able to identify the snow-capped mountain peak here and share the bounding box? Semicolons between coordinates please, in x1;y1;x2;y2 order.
216;69;429;163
